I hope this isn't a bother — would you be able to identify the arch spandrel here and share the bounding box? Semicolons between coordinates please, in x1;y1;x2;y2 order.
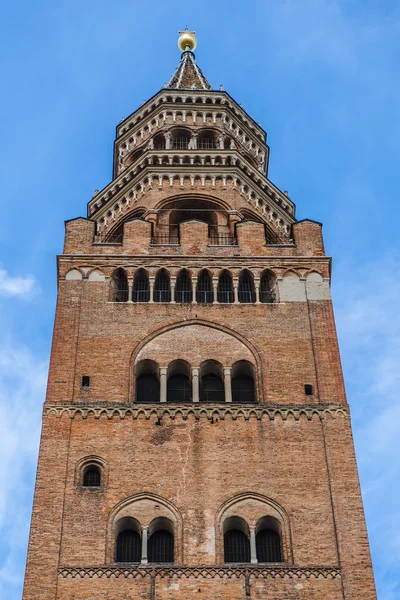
135;323;254;369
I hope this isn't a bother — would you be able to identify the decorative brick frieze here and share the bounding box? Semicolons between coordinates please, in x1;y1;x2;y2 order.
58;564;342;580
44;403;349;422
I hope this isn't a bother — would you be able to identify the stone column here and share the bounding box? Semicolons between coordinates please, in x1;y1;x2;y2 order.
149;278;155;303
233;281;239;304
171;278;176;303
128;279;133;302
255;279;261;304
160;368;168;403
141;527;149;564
223;368;232;403
250;528;257;564
213;278;218;304
192;279;197;304
192;368;200;403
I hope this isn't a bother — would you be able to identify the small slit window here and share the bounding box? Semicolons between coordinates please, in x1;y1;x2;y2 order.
304;384;313;396
81;375;90;387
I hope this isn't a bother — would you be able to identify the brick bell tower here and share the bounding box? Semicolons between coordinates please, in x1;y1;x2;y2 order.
23;30;376;600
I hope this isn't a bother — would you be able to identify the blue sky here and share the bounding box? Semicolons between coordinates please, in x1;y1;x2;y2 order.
0;1;399;598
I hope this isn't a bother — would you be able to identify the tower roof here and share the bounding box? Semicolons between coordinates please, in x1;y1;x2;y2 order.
167;50;212;90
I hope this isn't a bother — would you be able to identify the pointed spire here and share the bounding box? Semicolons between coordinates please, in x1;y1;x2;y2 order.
167;28;212;91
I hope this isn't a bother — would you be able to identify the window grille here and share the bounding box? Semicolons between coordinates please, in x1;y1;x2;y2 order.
260;271;276;303
133;270;150;302
217;270;234;303
112;268;129;302
224;529;250;563
175;270;192;303
148;530;174;563
232;375;255;403
196;271;213;304
115;530;141;563
200;373;225;402
136;374;160;403
256;529;282;562
167;374;192;402
209;226;237;246
154;270;171;303
83;466;101;487
172;136;189;150
198;137;215;149
152;225;180;245
238;270;255;303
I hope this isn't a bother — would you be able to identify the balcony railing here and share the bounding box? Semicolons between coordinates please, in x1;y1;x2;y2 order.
151;233;180;245
209;233;238;246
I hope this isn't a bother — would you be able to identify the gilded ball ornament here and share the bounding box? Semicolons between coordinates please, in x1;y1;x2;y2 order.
178;29;197;52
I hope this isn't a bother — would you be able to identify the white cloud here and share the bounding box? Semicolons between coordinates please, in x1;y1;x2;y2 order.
0;345;47;598
0;268;38;299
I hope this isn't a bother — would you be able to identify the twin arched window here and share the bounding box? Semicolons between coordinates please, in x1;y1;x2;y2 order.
115;517;174;564
224;516;282;563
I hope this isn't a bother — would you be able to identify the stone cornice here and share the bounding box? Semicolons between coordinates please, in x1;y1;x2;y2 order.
58;564;341;580
116;90;266;142
88;151;294;225
44;403;348;421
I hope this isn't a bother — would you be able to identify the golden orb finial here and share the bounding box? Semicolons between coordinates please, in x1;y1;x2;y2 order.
178;27;197;52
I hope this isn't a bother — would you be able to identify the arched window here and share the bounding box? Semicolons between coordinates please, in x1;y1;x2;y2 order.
154;269;171;302
115;518;141;563
175;269;192;303
111;268;128;302
167;360;192;403
260;270;277;303
171;128;191;150
196;270;213;304
200;360;224;402
136;360;160;403
217;270;233;303
238;269;255;303
224;517;250;563
232;361;256;403
148;518;174;563
198;130;217;149
256;517;283;562
154;133;166;149
83;465;101;487
133;269;150;302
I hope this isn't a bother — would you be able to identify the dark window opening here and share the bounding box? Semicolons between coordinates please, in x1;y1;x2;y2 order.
133;269;150;302
82;375;90;387
200;373;225;403
167;374;191;403
83;466;101;487
217;270;234;303
260;270;277;303
111;268;129;302
115;530;141;563
136;374;160;403
238;270;255;303
256;529;282;563
304;384;313;396
175;270;192;303
196;270;213;304
154;270;171;302
148;530;174;563
232;375;255;403
224;529;250;563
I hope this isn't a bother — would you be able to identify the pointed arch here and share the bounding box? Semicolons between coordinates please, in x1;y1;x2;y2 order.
217;270;233;303
175;269;192;303
133;268;150;302
110;268;128;302
196;269;213;304
154;269;171;303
